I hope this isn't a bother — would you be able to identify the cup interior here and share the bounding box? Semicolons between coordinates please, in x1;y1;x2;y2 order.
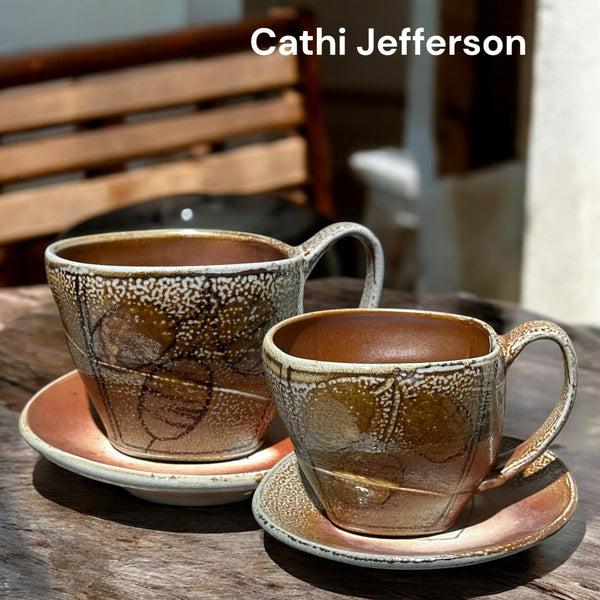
272;310;492;364
54;231;288;267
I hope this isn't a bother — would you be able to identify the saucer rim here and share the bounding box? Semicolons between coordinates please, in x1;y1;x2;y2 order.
19;371;292;494
251;449;578;570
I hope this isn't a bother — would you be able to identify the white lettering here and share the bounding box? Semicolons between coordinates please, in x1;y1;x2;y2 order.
463;35;480;56
378;35;397;56
298;30;313;55
251;27;276;56
413;27;425;55
251;27;526;58
426;35;446;56
448;35;461;55
398;27;411;55
279;34;298;56
506;35;526;55
356;27;375;55
483;35;503;56
316;28;336;56
339;27;346;55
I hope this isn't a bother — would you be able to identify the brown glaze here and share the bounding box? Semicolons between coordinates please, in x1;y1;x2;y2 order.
252;450;577;569
57;231;288;267
263;308;577;536
23;371;292;476
45;225;383;462
4;278;597;596
273;309;492;364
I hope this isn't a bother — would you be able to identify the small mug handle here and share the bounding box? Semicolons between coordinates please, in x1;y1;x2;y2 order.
477;320;578;493
297;222;384;309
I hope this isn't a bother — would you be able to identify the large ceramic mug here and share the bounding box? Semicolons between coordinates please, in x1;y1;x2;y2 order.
262;308;577;536
45;224;383;462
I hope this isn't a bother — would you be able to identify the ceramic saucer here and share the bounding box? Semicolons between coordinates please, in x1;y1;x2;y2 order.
252;445;577;570
19;371;293;506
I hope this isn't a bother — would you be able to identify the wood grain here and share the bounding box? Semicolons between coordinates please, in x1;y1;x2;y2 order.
0;8;335;286
0;136;308;244
0;90;304;183
0;51;298;135
1;278;599;599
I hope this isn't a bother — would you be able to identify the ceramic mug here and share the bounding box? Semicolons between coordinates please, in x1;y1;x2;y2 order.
262;308;577;536
45;224;383;462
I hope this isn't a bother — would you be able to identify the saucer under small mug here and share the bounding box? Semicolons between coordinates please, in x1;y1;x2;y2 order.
252;449;577;569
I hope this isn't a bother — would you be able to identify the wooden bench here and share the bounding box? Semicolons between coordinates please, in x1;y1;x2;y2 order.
0;7;332;285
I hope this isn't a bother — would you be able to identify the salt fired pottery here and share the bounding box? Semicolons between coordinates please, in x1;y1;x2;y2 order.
45;225;383;462
262;308;577;536
252;448;577;568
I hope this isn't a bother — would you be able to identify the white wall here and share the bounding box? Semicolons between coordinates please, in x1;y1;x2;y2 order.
521;0;600;326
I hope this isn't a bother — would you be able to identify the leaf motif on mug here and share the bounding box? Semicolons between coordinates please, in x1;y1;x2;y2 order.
307;373;472;463
138;360;212;442
306;377;382;448
396;390;471;463
91;303;176;370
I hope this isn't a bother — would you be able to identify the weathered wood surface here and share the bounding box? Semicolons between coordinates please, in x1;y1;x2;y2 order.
1;278;599;599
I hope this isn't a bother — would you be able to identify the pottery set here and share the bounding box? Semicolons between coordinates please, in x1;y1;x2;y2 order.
20;222;579;567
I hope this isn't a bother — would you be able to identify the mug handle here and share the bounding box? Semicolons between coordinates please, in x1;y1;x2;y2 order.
297;222;384;309
477;320;577;492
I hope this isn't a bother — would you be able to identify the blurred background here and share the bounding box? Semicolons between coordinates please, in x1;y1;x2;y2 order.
0;0;598;327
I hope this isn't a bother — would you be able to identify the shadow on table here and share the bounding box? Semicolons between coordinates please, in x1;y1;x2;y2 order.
261;511;586;599
32;458;260;534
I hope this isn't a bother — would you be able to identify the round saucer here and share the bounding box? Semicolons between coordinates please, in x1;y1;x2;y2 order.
19;371;293;506
252;448;577;569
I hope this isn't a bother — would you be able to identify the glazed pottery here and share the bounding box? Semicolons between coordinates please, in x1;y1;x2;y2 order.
252;448;577;568
45;224;383;462
262;308;577;536
19;371;294;506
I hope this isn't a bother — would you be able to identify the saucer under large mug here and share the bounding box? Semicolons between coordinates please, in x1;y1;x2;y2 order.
45;224;383;462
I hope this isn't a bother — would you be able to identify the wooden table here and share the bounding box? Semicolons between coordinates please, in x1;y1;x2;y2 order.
2;278;599;599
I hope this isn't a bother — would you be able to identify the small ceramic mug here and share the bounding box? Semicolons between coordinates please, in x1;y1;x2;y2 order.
45;224;383;462
262;308;577;536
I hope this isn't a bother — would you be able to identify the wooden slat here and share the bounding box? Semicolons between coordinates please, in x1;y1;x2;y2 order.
0;90;305;184
0;51;299;134
0;136;308;244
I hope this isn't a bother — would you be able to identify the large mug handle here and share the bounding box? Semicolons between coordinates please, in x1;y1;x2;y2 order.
297;222;384;309
477;320;577;492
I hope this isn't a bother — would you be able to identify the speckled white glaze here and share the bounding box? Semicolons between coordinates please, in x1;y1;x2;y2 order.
262;308;577;536
45;225;384;462
19;371;294;506
252;448;577;569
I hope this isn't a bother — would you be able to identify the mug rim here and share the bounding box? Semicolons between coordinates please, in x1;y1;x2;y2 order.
263;307;501;371
45;228;298;275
